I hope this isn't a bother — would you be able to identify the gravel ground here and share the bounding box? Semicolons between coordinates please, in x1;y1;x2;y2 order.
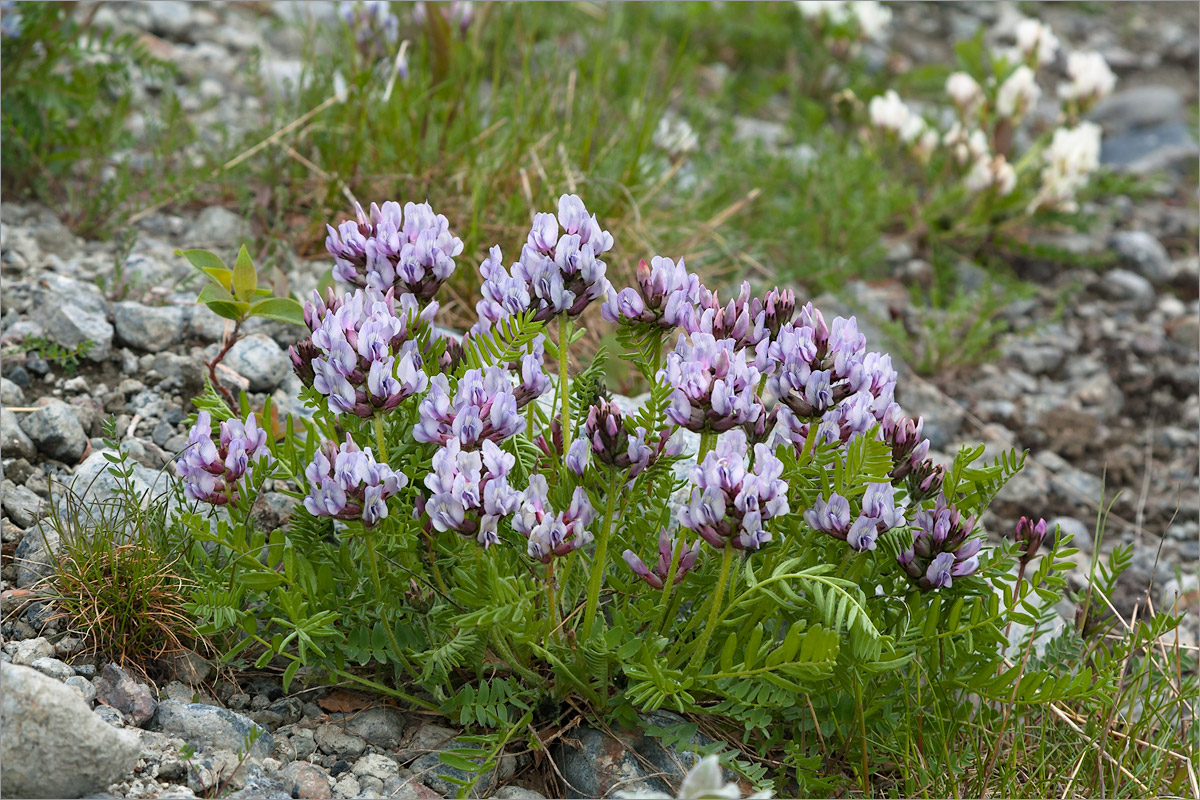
1;2;1196;798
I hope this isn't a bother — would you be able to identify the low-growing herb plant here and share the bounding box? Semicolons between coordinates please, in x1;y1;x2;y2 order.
160;194;1189;795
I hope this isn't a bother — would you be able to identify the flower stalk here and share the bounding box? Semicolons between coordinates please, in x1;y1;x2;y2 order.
580;472;620;641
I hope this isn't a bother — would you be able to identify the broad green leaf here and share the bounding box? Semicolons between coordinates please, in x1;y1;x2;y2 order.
250;297;306;326
176;248;227;274
437;752;480;773
232;244;257;303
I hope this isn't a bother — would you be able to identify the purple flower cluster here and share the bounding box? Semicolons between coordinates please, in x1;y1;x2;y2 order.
661;334;764;433
339;1;399;59
602;257;700;331
424;439;521;547
304;435;406;526
414;367;525;449
679;430;789;550
177;412;273;505
1013;515;1048;563
477;195;614;325
622;530;702;589
805;482;904;552
290;288;430;418
325;201;463;301
568;399;675;478
687;282;796;356
897;493;982;590
512;475;595;563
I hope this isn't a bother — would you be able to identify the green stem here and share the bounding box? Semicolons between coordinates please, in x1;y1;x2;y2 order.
328;666;438;711
558;315;571;459
363;527;415;675
373;415;389;462
653;536;686;637
691;543;734;660
545;560;559;641
580;473;620;641
698;430;716;461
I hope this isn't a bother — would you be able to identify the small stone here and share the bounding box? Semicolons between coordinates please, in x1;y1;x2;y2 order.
2;480;45;529
343;706;407;748
151;700;274;760
352;753;400;782
21;400;88;462
164;648;214;686
30;656;75;682
11;637;55;665
225;334;289;392
290;727;318;760
332;774;360;799
94;663;159;727
315;723;366;760
188;207;252;246
44;303;114;363
1096;269;1156;310
94;704;125;727
1;376;26;405
493;787;548;799
113;302;185;352
1110;231;1172;284
1;662;142;798
281;761;333;799
1;408;36;461
65;675;97;705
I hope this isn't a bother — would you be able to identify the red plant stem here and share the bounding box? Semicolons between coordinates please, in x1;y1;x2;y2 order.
206;318;244;411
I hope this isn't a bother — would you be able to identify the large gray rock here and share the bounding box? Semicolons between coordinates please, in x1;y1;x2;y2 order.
150;700;273;761
187;207;252;246
1090;85;1186;135
225;334;289;392
2;480;44;529
43;303;114;363
0;662;141;798
1110;231;1172;285
20;401;88;463
113;302;185;352
1;408;36;461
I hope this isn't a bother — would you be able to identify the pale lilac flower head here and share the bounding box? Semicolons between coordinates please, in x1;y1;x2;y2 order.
601;256;700;331
303;434;406;526
291;287;430;418
898;493;981;590
423;439;520;547
1013;515;1048;562
580;398;672;478
414;367;525;448
679;429;789;550
326;200;463;301
472;246;531;336
508;194;614;320
177;412;274;505
1058;51;1116;109
687;282;796;354
622;529;702;590
513;476;595;563
661;334;763;433
340;1;399;59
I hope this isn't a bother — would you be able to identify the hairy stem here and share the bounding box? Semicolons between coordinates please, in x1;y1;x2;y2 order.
581;473;620;641
558;315;571;459
653;536;686;637
691;542;734;660
698;429;716;462
373;414;389;462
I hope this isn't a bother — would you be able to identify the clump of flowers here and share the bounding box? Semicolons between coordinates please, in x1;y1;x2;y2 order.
898;494;983;590
602;256;701;332
806;482;904;552
176;412;273;505
622;529;702;590
661;334;764;433
796;0;892;43
339;1;399;62
304;434;406;526
570;399;673;480
513;476;595;563
325;200;464;301
289;287;430;417
1030;121;1102;212
414;367;526;448
424;439;520;547
680;429;789;551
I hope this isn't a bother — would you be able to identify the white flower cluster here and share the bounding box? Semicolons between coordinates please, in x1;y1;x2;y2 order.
867;15;1114;207
796;1;892;42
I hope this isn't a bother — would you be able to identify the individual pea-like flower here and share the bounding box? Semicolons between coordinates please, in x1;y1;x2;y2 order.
303;434;406;526
414;367;526;448
622;529;702;590
995;65;1041;120
290;287;430;418
339;1;399;61
1012;515;1048;563
513;475;595;563
423;439;521;547
176;411;273;505
965;154;1017;196
507;194;614;320
679;429;789;550
661;334;764;433
1013;18;1060;68
897;493;982;590
804;492;850;537
513;334;552;408
1030;122;1101;213
1057;51;1116;109
325;200;463;301
844;482;906;552
946;71;983;113
601;256;700;331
